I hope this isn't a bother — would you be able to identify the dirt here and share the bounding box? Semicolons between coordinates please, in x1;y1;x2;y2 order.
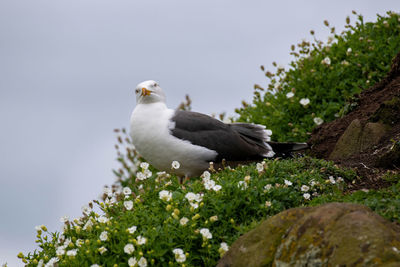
309;52;400;191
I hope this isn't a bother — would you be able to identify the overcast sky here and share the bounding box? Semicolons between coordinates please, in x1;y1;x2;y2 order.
1;1;399;265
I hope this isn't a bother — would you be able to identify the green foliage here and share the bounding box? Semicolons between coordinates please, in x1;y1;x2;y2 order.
236;11;400;142
20;132;355;266
310;175;400;222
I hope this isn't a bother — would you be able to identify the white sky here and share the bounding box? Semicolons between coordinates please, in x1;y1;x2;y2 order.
1;1;399;266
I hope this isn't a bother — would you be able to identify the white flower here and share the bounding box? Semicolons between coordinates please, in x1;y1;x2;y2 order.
123;187;132;196
76;239;83;247
124;200;133;210
284;179;293;186
140;162;149;170
137;235;147;245
337;177;344;183
347;47;352;54
81;205;91;215
98;246;107;254
286;92;294;98
265;201;272;207
45;257;59;267
303;193;311;200
136;172;147;180
171;160;180;169
256;162;265;172
264;184;272;191
127;225;137;234
56;247;65;256
299;98;310;106
172;248;186;263
213;184;222;192
201;171;211;180
99;231;108;241
321;57;331;65
60;215;69;223
97;216;109;224
66;249;78;257
91;265;100;267
128;257;137;267
103;186;112;197
204;179;216;190
143;169;152;178
190;202;199;209
185;192;202;203
301;185;310;192
83;219;93;230
156;171;166;177
180;217;189;226
200;228;212;239
237;181;248;190
159;190;172;202
329;176;336;184
220;242;229;253
138;257;147;267
172;248;184;255
313;117;324;125
124;243;135;254
341;60;350;66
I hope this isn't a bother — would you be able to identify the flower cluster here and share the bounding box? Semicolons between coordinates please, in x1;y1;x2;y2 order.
185;192;203;209
202;171;222;192
172;248;187;263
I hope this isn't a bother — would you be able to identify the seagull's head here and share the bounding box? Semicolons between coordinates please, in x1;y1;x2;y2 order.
134;80;166;104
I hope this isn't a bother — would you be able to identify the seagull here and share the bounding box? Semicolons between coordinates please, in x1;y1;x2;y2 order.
130;80;308;178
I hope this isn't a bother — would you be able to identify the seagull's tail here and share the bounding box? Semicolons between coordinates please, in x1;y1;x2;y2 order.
229;123;309;158
267;141;309;158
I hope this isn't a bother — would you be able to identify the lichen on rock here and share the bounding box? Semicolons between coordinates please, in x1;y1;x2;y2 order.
217;203;400;267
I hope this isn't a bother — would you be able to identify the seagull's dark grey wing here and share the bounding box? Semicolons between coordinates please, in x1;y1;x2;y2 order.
170;110;273;161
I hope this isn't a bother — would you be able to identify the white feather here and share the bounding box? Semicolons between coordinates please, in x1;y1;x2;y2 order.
130;102;217;177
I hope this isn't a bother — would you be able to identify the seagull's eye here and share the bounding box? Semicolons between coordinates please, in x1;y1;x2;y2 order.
135;89;140;93
153;83;158;87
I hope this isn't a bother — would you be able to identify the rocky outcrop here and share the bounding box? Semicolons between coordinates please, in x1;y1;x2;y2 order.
329;119;389;160
218;203;400;267
309;52;400;168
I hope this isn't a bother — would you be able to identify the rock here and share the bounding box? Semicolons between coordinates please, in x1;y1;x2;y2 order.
329;119;363;159
329;119;388;160
360;122;388;151
217;203;400;267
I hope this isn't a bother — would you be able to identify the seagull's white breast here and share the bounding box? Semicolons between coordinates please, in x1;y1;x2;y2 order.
130;103;217;177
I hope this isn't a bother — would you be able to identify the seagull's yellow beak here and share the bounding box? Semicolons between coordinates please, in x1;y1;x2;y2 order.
141;88;152;96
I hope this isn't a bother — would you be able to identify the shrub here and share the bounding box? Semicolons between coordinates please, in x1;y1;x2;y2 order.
20;132;355;266
236;11;400;142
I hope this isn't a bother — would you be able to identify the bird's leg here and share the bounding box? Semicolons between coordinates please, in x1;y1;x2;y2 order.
179;176;190;184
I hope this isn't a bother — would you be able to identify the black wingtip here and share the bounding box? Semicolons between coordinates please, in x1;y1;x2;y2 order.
267;142;309;156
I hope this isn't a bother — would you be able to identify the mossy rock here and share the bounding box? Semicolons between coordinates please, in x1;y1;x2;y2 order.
329;119;388;160
217;203;400;267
